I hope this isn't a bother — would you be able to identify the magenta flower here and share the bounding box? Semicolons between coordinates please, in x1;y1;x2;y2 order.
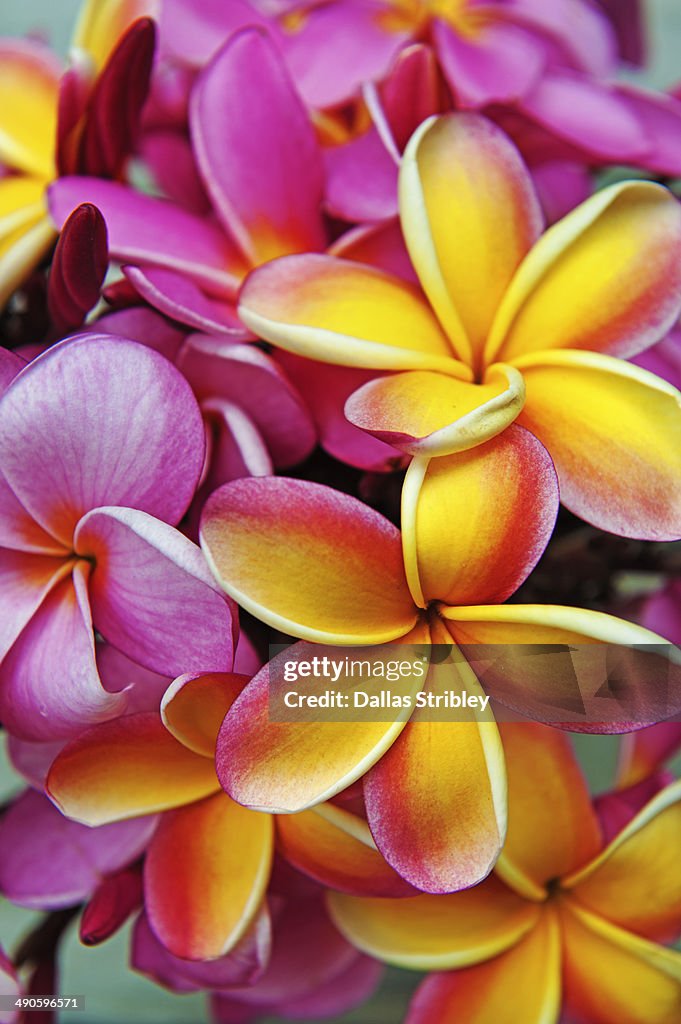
0;334;236;739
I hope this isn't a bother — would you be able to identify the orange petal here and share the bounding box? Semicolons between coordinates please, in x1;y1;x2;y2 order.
0;40;59;177
401;424;558;608
161;672;250;757
200;477;418;644
345;365;525;457
494;723;602;900
216;633;427;813
564;780;681;942
407;908;561;1024
238;254;462;373
399;112;543;369
488;181;681;364
364;658;506;893
276;802;415;897
145;791;272;960
326;874;541;970
515;349;681;540
561;900;681;1024
47;713;220;825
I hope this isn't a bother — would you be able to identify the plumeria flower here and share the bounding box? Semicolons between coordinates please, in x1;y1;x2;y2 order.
0;334;236;739
0;0;156;310
327;723;681;1024
238;112;681;541
198;456;676;893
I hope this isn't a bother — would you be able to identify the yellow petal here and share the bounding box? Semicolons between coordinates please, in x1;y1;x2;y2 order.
72;0;159;72
161;672;250;758
0;41;59;177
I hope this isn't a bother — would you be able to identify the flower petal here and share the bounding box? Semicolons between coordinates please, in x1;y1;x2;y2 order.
442;604;679;732
73;0;159;72
515;349;681;539
345;366;527;457
145;792;272;960
200;478;417;644
0;179;55;311
271;951;382;1021
0;333;205;544
0;39;59;177
0;348;24;392
406;907;561;1024
398;113;543;368
0;551;72;659
488;182;681;364
216;637;426;813
564;780;681;942
0;788;155;909
75;506;236;677
617;720;681;787
276;802;416;898
494;723;602;900
0;566;125;740
561;901;681;1024
327;874;541;970
123;265;249;336
191;29;324;264
401;424;557;607
161;671;249;758
48;177;247;297
46;712;220;826
364;661;506;893
238;254;458;373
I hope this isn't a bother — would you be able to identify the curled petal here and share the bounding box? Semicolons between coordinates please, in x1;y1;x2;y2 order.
161;672;249;757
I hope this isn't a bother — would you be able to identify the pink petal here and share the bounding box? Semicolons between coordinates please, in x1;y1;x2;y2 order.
594;774;674;845
178;335;316;468
140;130;211;215
0;334;205;544
200;400;273;487
123;265;249;337
273;952;383;1020
80;865;144;945
531;160;592;223
96;643;171;715
331;220;418;284
0;566;126;740
48;177;246;298
191;29;325;264
324;129;398;222
94;306;187;363
158;0;273;66
0;551;72;659
75;506;236;677
0;788;155;909
7;735;65;789
633;330;681;393
0;348;24;392
615;84;681;178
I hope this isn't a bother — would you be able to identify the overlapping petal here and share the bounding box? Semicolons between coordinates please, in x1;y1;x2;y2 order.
161;671;248;758
46;712;220;825
191;29;325;264
0;551;72;658
145;792;272;960
200;478;417;644
515;350;681;539
0;39;59;177
398;112;543;367
75;507;236;676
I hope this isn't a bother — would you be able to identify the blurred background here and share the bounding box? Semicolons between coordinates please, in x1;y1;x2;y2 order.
0;0;679;1021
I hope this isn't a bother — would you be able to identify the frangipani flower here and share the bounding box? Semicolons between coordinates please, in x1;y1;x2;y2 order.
0;334;235;739
46;672;273;961
0;0;155;310
239;112;681;541
198;457;674;893
327;724;681;1024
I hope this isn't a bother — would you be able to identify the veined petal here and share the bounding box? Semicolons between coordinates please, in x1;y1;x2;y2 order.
364;659;506;893
488;181;681;364
238;254;460;374
161;672;249;758
401;425;558;608
145;792;272;960
276;802;415;898
441;605;678;732
561;901;681;1024
398;113;543;368
49;178;247;298
406;908;561;1024
0;565;125;740
494;723;602;900
200;478;417;645
515;349;681;540
0;39;59;177
0;550;73;659
191;29;325;264
345;365;526;457
0;334;205;544
123;266;249;337
75;507;236;677
216;636;427;814
327;874;541;970
46;712;221;826
565;780;681;942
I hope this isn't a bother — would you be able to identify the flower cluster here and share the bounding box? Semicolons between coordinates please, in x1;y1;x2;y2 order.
0;1;680;1022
